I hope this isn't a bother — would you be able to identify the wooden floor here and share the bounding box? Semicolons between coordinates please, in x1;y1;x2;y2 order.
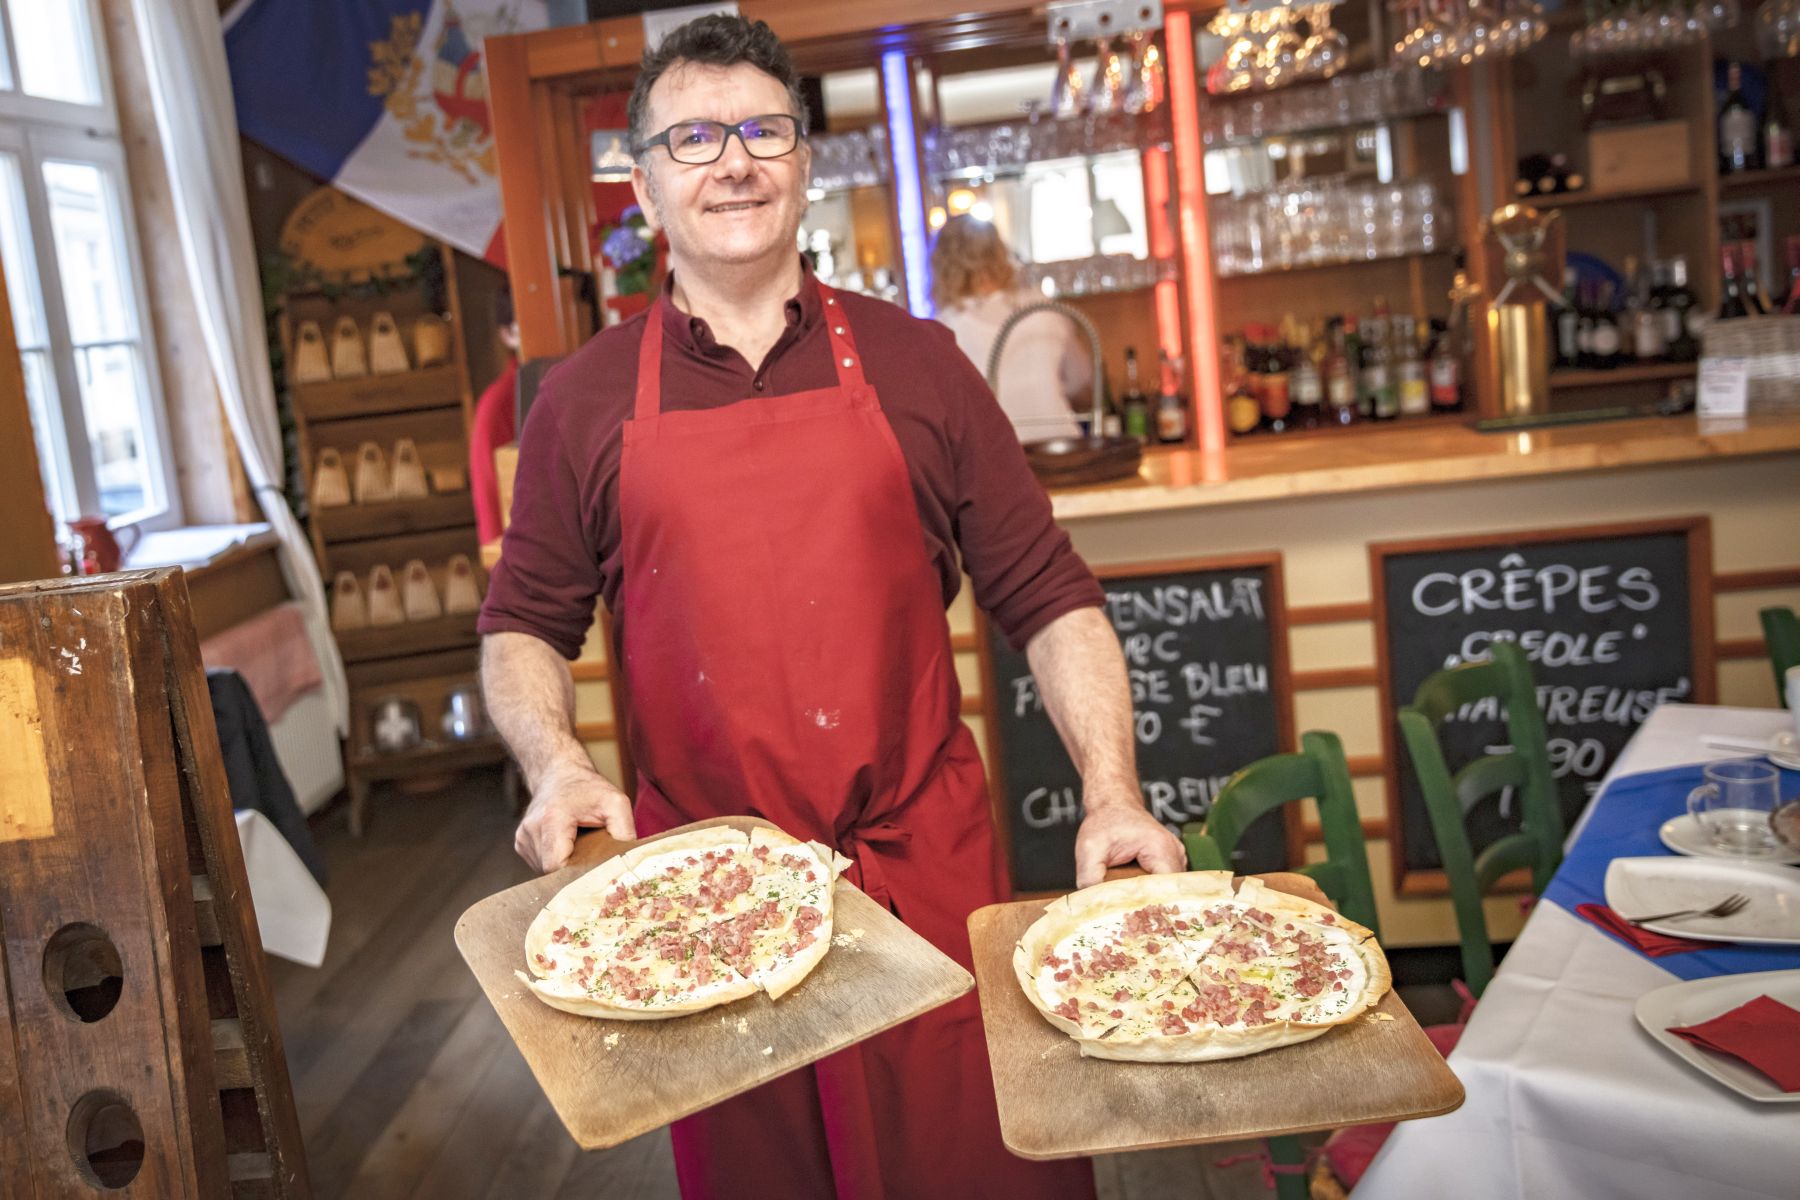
269;772;1298;1199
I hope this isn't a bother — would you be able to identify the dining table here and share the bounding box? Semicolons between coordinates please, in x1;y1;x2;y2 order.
1357;702;1800;1200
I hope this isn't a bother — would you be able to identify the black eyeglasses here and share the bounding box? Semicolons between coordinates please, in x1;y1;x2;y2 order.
637;114;806;165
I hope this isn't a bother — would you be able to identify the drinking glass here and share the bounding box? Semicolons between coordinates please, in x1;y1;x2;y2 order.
1050;38;1086;118
1687;759;1782;855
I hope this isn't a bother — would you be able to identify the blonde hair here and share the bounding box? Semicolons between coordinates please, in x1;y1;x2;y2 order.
929;215;1017;310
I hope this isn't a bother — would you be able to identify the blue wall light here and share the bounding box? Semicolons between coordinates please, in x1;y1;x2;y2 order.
880;49;932;318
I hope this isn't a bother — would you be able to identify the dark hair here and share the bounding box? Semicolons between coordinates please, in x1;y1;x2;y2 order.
627;15;806;154
493;286;514;330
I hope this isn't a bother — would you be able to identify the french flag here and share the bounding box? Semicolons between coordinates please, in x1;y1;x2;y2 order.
223;0;552;264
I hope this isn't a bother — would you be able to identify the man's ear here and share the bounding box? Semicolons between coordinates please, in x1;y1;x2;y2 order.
631;165;662;232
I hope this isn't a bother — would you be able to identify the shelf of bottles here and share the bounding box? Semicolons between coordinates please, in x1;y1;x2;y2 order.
1549;255;1705;382
1220;295;1472;438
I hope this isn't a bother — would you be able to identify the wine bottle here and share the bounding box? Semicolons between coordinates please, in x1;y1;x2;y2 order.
1719;62;1760;174
1718;245;1751;320
1780;236;1800;315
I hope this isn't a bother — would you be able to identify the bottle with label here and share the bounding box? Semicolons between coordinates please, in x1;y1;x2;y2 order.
1739;241;1774;315
1768;113;1795;171
1155;349;1188;444
1289;318;1324;430
1395;314;1429;416
1325;318;1358;426
1428;319;1463;412
1224;336;1261;436
1254;325;1292;433
1574;280;1597;369
1629;257;1666;361
1719;62;1760;174
1120;346;1150;443
1663;256;1700;361
1718;245;1751;319
1342;316;1366;419
1781;236;1800;315
1365;303;1398;421
1554;266;1581;370
1590;281;1623;369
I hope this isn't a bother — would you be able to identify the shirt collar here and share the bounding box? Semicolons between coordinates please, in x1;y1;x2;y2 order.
660;256;819;357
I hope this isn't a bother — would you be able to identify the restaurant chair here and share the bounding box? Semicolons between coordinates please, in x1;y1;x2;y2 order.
1182;730;1375;1200
1182;729;1380;936
1759;606;1800;696
1397;639;1561;999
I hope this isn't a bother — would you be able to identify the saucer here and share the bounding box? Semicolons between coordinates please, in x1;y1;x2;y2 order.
1659;812;1800;866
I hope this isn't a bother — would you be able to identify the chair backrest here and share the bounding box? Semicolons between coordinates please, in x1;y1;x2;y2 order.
1760;606;1800;697
1181;730;1380;937
1397;639;1560;997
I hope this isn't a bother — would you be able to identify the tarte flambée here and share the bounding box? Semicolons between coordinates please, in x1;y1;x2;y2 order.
1013;872;1391;1062
521;826;850;1020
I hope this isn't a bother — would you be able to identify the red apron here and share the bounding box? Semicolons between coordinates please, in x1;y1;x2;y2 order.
616;282;1094;1200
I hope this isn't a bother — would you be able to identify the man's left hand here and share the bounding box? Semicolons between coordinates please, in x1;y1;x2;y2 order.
1073;786;1186;888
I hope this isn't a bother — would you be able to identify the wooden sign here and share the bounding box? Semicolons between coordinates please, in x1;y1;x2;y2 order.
279;186;427;282
1372;518;1714;894
979;555;1295;893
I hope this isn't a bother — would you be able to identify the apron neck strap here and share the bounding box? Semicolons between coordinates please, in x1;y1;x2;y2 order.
634;276;870;421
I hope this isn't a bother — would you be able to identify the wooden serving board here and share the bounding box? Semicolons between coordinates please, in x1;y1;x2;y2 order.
455;815;973;1150
968;872;1465;1159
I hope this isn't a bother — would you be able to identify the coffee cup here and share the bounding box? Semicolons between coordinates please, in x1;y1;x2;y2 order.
1688;758;1781;855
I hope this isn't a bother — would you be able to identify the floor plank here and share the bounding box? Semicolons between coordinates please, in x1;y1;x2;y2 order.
271;775;1310;1198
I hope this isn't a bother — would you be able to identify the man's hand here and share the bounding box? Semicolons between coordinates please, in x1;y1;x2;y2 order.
1073;786;1186;888
514;763;637;873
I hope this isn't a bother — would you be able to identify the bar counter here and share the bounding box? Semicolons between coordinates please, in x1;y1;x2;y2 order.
1049;411;1800;520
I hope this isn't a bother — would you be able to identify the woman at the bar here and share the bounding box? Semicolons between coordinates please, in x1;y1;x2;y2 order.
931;215;1091;442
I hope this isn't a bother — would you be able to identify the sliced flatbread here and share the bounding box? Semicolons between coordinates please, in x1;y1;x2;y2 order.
1014;872;1391;1062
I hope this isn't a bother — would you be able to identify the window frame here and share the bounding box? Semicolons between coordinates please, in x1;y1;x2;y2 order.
0;0;179;532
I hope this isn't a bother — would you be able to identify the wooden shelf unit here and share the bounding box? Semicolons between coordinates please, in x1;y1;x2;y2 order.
1550;361;1697;390
278;238;509;830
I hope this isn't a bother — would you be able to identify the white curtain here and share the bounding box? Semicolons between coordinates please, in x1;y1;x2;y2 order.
129;0;349;735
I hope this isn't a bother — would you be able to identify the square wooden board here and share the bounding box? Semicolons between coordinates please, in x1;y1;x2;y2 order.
456;815;973;1150
968;871;1465;1159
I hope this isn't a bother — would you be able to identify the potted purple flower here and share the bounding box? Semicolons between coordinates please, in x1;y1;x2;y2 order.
598;204;660;320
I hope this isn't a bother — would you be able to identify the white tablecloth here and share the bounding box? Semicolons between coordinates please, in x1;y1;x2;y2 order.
1357;704;1800;1200
235;809;331;968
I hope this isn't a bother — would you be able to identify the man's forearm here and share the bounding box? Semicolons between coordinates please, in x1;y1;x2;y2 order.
1024;606;1139;805
481;631;595;790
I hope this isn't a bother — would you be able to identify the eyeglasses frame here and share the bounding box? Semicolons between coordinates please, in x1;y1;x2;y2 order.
635;113;809;165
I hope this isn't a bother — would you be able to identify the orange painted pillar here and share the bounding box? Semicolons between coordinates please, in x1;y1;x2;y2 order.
1162;12;1225;456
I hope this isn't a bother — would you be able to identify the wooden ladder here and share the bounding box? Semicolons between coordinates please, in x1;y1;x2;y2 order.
0;568;310;1197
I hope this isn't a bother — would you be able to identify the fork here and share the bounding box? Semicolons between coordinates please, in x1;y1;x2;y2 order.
1624;893;1750;926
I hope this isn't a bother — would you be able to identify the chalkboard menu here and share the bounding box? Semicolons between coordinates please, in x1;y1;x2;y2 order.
981;556;1295;892
1372;519;1713;890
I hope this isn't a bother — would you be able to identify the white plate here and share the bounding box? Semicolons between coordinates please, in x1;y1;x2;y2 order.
1702;730;1800;770
1635;969;1800;1103
1659;813;1800;866
1604;856;1800;945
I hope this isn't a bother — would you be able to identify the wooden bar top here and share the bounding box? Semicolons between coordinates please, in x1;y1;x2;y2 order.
1049;411;1800;522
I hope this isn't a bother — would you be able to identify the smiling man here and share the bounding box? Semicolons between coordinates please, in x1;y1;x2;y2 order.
477;15;1181;1199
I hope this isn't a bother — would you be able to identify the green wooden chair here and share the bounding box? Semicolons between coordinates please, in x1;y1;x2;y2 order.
1397;639;1561;999
1182;730;1377;1200
1760;606;1800;697
1182;729;1380;937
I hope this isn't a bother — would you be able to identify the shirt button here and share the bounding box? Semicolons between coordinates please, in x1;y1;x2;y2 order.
754;379;766;391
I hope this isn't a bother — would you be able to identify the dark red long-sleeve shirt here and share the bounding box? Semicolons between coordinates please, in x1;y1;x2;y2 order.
478;266;1102;661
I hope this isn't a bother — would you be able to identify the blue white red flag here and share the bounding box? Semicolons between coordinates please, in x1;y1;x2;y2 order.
223;0;551;263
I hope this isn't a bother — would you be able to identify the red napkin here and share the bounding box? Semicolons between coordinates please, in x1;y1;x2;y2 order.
1668;995;1800;1092
1575;903;1710;956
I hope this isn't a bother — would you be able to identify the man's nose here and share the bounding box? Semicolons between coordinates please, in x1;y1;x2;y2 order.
710;130;757;178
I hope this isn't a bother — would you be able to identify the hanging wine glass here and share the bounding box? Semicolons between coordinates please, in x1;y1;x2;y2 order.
1760;0;1800;57
1049;37;1086;118
1123;30;1165;113
1092;34;1128;114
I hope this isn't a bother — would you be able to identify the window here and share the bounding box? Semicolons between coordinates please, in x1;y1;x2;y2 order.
0;0;175;529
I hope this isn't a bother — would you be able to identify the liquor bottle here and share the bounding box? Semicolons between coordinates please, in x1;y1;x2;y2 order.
1120;346;1151;443
1619;256;1644;357
1590;281;1623;369
1768;113;1795;171
1342;316;1367;419
1395;314;1429;416
1427;320;1460;412
1574;281;1597;370
1257;325;1292;433
1663;256;1700;361
1554;266;1581;370
1324;319;1358;426
1739;242;1773;315
1155;349;1189;444
1628;257;1666;361
1781;236;1800;314
1718;245;1751;319
1719;62;1760;174
1289;319;1324;430
1365;304;1398;421
1224;336;1260;436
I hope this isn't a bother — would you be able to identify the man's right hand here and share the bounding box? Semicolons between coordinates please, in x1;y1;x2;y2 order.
514;763;637;872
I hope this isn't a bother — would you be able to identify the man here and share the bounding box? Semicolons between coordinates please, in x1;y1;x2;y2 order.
478;16;1183;1199
468;288;519;545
